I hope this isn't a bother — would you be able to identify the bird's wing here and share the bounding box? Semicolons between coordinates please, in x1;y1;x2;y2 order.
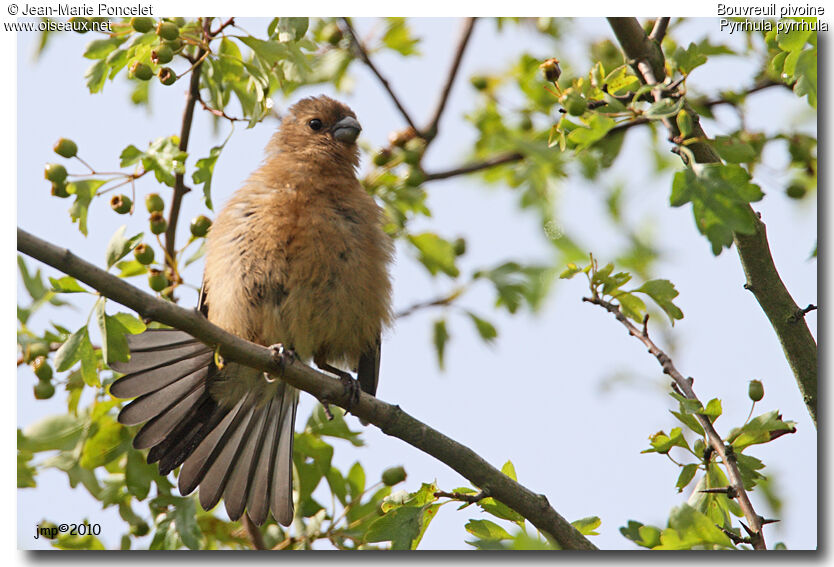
110;323;298;526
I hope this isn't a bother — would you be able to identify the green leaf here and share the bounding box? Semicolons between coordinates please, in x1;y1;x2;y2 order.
620;520;662;548
18;450;37;488
68;179;107;235
727;410;796;451
699;398;722;423
466;311;497;343
617;291;647;322
676;464;699;492
670;43;708;74
112;312;146;335
238;36;289;66
79;413;127;469
465;519;512;541
276;17;309;42
407;233;460;277
83;36;126;59
635;279;683;324
571;516;601;536
655;504;734;549
670;163;764;255
670;410;705;437
712;136;758;163
172;497;203;550
382;18;420;56
793;48;817;108
116;260;149;278
192;144;226;211
125;449;157;500
49;276;88;293
95;298;131;365
365;506;424;550
644;97;684;119
84;59;107;93
105;225;143;269
500;460;518;481
432;319;449;370
19;414;85;453
54;326;87;372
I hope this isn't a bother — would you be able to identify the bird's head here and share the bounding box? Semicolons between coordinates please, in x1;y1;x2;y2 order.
271;95;362;169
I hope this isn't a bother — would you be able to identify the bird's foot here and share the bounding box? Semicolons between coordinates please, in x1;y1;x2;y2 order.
268;343;297;378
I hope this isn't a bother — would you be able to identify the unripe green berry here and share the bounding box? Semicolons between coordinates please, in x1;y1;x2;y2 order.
145;193;164;213
404;168;425;187
156;21;179;41
149;211;168;235
110;194;133;214
26;342;50;362
786;184;806;199
51;181;70;198
158;67;177;86
130;61;153;81
171;17;187;28
164;38;183;53
321;22;343;45
565;93;587;116
34;381;55;400
748;380;764;402
539;57;561;83
133;243;155;265
372;148;392;167
381;465;407;486
148;269;168;292
32;356;53;382
131;17;155;33
69;17;89;33
151;45;174;65
44;163;67;183
453;237;466;256
53;138;78;158
470;75;488;91
190;215;212;237
130;521;150;537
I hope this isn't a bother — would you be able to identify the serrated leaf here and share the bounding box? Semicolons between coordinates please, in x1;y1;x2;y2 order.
105;226;143;269
407;233;460;277
466;312;497;343
635;279;683;324
655;504;734;549
49;276;88;293
365;505;424;550
676;463;699;492
465;519;512;541
571;516;601;536
68;179;106;236
727;410;796;451
382;17;420;56
19;414;85;453
712;136;758;163
432;319;449;370
173;497;203;550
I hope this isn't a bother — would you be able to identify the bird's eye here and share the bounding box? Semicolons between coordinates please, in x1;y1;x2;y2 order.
308;118;323;131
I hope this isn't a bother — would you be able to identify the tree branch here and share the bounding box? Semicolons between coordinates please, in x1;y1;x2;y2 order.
607;17;817;426
422;18;477;143
423;152;524;182
17;227;597;551
583;296;771;550
648;17;670;43
242;513;266;550
163;18;211;281
341;18;421;135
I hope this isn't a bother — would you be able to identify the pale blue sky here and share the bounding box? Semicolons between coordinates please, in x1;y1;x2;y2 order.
17;18;817;550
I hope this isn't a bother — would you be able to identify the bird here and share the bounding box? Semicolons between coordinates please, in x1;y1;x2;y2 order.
109;95;394;527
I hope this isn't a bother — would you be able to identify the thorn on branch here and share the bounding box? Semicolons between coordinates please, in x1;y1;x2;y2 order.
700;486;738;499
788;304;817;323
718;525;751;545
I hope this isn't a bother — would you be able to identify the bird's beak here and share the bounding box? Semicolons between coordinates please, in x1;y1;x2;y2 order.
331;116;362;144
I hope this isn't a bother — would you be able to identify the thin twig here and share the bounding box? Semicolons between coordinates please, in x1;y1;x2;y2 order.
195;92;247;123
583;295;767;549
423;18;477;142
698;79;791;110
341;18;421;134
423;152;524;182
434;489;489;504
395;287;466;319
211;17;236;36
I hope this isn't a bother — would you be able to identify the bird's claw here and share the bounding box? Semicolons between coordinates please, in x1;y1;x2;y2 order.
268;343;297;371
340;374;361;410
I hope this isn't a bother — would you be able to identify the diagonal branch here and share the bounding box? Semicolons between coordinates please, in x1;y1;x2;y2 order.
341;18;421;134
17;226;597;551
583;295;770;550
607;17;817;426
422;17;477;143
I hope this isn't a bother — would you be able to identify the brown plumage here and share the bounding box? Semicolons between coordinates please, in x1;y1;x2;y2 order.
110;95;393;527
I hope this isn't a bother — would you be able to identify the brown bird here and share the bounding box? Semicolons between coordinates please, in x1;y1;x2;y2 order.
110;95;394;527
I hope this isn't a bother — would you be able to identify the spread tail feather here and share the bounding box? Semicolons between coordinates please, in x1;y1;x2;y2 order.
111;329;299;526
